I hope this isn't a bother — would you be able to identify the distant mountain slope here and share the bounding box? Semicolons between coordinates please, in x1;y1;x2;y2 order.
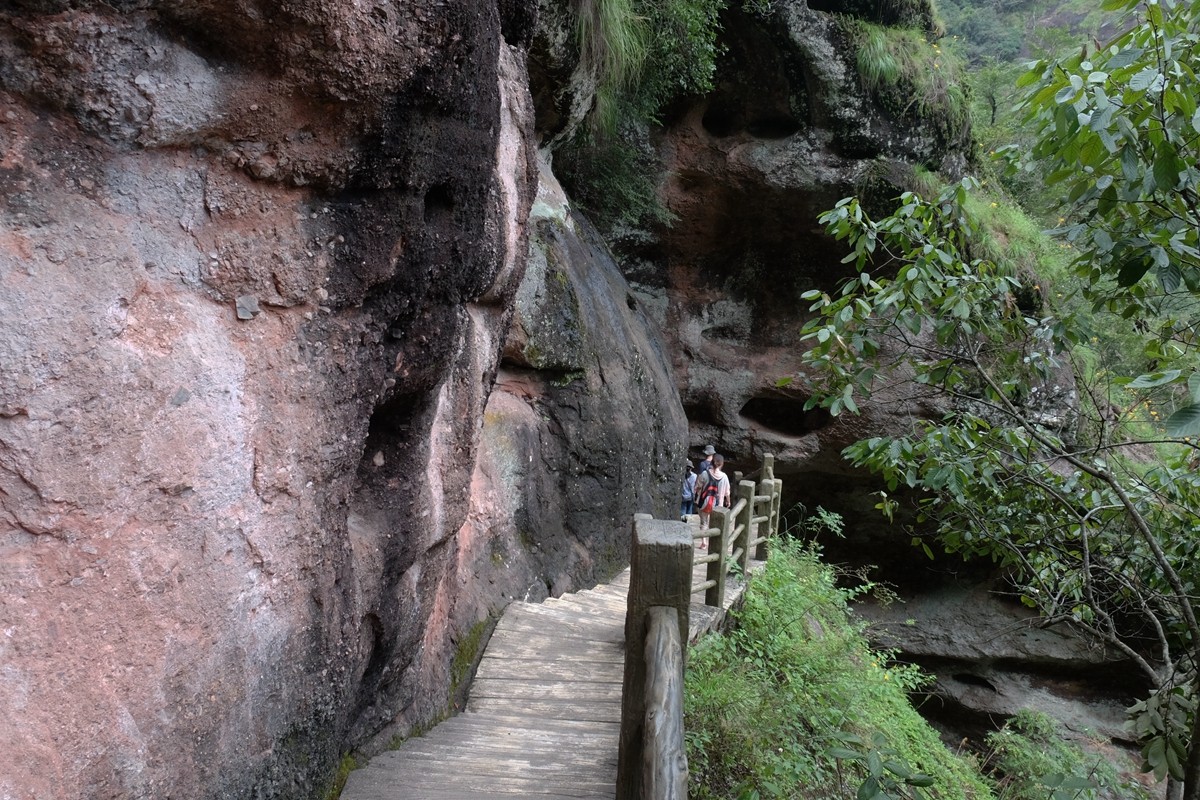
939;0;1126;63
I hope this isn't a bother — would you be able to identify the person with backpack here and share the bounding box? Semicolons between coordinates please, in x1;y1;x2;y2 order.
696;453;731;533
697;444;715;476
681;461;697;519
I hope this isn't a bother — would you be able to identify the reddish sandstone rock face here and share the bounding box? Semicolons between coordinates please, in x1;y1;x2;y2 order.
0;3;542;798
615;3;970;555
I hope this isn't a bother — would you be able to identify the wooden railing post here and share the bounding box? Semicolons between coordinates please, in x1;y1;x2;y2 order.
770;476;783;533
735;480;754;575
618;517;692;800
643;607;687;799
705;507;730;608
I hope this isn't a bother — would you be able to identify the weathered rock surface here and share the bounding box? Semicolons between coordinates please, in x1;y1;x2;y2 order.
607;2;968;538
857;582;1142;740
528;0;598;147
0;3;559;798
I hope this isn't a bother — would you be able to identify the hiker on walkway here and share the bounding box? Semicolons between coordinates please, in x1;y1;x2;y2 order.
697;444;715;476
681;461;697;519
695;453;731;532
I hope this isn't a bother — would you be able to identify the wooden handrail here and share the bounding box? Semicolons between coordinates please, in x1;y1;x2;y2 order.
619;454;786;799
690;454;784;604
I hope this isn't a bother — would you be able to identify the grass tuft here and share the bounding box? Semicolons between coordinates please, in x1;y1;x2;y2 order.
849;20;968;141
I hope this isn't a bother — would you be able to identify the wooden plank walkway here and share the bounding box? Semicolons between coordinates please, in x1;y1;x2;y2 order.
341;547;754;800
341;571;631;800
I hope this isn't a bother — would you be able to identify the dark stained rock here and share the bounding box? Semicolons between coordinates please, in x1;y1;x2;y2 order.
528;0;598;147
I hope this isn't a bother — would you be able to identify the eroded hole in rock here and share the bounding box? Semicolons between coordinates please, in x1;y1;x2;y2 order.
806;0;841;12
360;613;389;689
746;116;802;139
740;396;830;436
701;106;739;138
423;183;455;225
704;324;742;342
953;673;998;692
806;0;919;25
684;400;721;427
359;390;423;480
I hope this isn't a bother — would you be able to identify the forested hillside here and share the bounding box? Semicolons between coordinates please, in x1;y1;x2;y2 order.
939;0;1121;64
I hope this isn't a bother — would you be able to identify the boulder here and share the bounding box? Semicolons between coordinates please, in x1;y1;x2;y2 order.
856;580;1154;792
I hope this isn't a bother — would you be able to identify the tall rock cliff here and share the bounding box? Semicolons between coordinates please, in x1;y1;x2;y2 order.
1;2;687;796
2;3;514;798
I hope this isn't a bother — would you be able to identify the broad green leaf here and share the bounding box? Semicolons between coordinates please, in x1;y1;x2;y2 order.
1054;84;1079;104
1129;67;1161;91
1105;46;1145;70
1154;150;1181;191
1158;262;1182;292
1117;257;1152;287
828;747;863;760
1128;369;1182;388
1165;403;1200;436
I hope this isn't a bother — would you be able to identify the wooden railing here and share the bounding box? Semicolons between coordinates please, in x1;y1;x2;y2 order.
691;453;782;608
617;455;783;800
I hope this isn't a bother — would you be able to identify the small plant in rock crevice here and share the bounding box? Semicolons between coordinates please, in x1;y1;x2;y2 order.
557;0;728;230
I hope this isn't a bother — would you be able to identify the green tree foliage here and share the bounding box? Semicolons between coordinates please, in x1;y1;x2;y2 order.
1016;0;1200;435
797;177;1200;798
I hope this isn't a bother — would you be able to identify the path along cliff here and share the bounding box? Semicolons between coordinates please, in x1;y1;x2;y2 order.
0;2;1135;797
